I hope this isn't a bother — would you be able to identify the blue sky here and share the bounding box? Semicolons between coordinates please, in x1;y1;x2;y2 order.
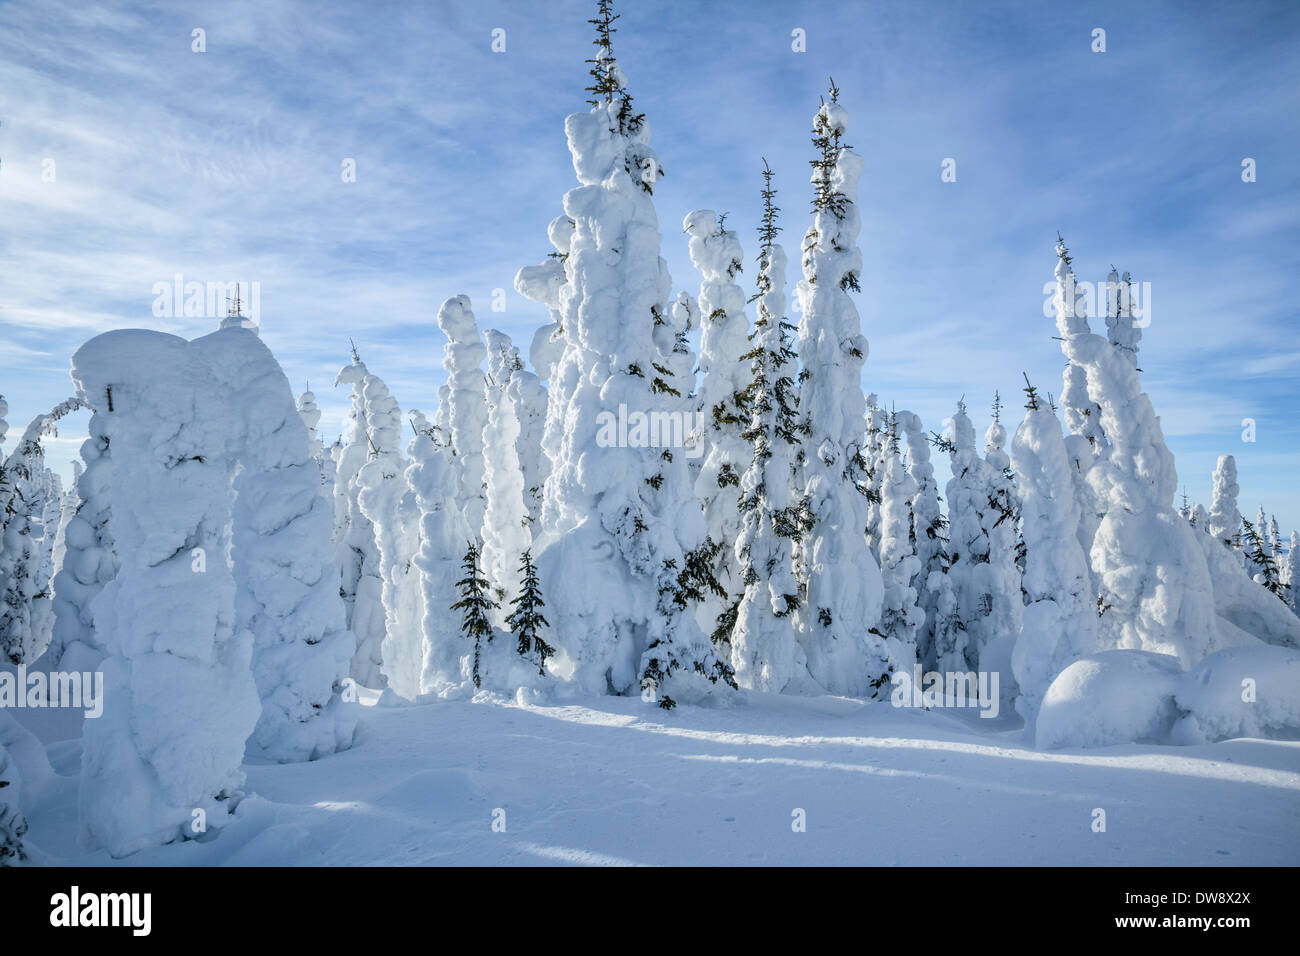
2;0;1297;530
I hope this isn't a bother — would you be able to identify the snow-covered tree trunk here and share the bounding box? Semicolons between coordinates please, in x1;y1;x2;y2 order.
74;330;259;857
793;83;892;697
192;328;357;762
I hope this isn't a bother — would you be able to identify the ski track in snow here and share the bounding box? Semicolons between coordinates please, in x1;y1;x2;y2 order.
15;690;1300;866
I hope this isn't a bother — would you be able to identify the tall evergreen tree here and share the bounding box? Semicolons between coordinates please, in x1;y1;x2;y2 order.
731;160;813;692
451;541;498;690
506;549;555;674
793;79;895;697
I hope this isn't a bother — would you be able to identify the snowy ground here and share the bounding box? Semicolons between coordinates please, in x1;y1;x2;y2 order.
16;691;1300;866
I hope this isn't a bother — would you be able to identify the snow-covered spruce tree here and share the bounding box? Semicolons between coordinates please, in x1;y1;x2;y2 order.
48;463;79;600
481;329;532;608
506;549;555;674
511;356;550;528
451;541;498;690
191;326;356;762
73;330;259;857
1268;515;1281;561
731;162;812;692
863;395;887;561
516;213;576;488
1054;245;1108;591
355;373;424;699
35;469;63;614
527;1;734;706
1051;238;1217;665
1208;454;1243;551
1009;377;1101;728
45;411;116;669
793;79;893;697
971;398;1024;666
333;348;388;688
1241;517;1284;599
896;410;945;668
939;401;987;672
438;295;490;543
685;209;752;641
874;419;923;658
1287;532;1300;614
406;427;468;696
0;740;27;865
298;387;337;504
0;398;83;664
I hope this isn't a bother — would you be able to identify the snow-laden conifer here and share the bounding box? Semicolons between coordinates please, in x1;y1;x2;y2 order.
526;1;734;706
793;80;893;696
192;326;357;762
685;208;752;638
73;330;258;857
731;161;812;692
1009;377;1101;728
438;295;490;542
1051;238;1217;665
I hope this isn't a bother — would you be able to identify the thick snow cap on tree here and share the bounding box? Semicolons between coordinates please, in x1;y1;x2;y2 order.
437;295;489;542
1010;400;1104;729
1208;454;1243;549
72;330;259;857
529;38;729;704
46;416;116;670
1052;240;1218;668
793;87;891;696
686;209;751;615
192;327;356;762
333;353;386;688
896;410;944;666
406;432;471;696
480;330;531;608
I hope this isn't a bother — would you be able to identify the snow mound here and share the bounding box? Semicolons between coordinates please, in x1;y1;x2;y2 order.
1172;645;1300;744
1036;650;1183;750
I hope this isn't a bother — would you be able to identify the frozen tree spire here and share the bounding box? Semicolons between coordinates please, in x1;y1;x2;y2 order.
1208;454;1243;550
1287;532;1300;615
686;209;752;638
193;327;357;762
73;331;259;857
438;295;490;542
333;349;391;688
731;161;812;692
1009;380;1101;729
480;329;531;609
793;81;894;697
526;5;733;706
874;419;923;657
1051;237;1217;666
406;429;468;696
896;410;944;669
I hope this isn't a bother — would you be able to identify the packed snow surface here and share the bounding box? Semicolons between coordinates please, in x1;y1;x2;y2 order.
12;687;1299;866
